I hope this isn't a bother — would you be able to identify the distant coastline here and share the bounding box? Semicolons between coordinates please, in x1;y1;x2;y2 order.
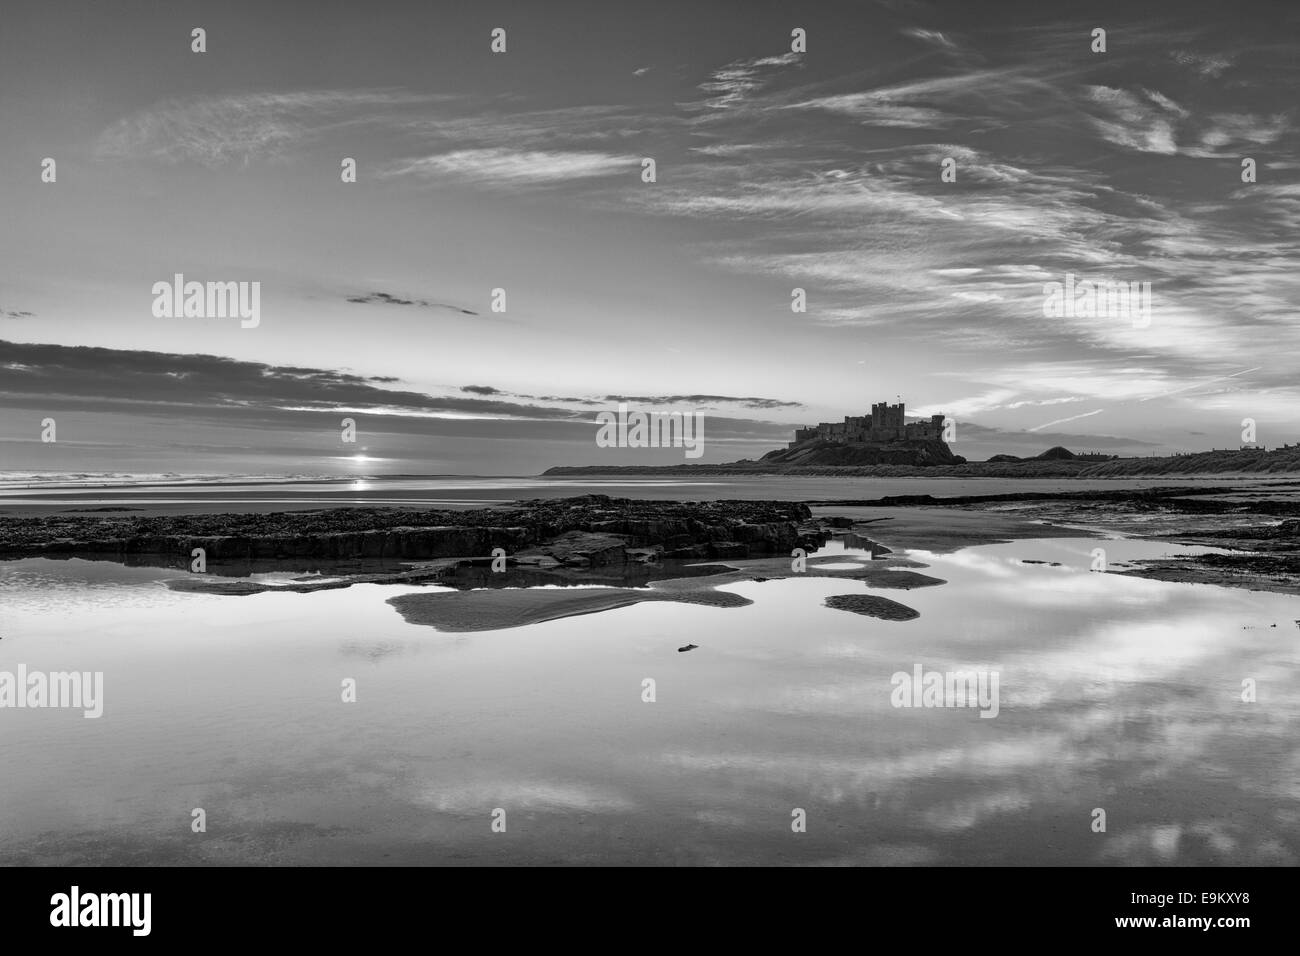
545;443;1300;478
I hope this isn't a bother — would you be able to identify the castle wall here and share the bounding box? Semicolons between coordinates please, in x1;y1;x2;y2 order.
796;403;946;445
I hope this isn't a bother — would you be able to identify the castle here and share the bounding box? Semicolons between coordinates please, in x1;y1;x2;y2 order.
790;401;946;448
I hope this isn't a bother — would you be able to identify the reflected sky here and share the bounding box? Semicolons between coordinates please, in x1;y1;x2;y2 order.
1;536;1297;865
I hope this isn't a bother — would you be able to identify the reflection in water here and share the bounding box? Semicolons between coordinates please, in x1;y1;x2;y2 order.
0;536;1297;865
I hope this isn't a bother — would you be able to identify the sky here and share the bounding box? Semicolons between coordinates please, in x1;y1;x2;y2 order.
2;0;1298;475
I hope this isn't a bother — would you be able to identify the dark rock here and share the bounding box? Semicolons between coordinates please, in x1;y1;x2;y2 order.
0;496;824;574
824;594;920;621
707;541;749;559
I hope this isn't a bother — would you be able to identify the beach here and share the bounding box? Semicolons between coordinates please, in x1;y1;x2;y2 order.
2;474;1298;865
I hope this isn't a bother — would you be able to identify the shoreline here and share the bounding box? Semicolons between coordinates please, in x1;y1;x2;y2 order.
0;473;1287;521
4;481;1300;611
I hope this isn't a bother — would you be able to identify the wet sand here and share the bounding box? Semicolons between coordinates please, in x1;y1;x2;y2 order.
810;505;1096;553
5;477;1300;598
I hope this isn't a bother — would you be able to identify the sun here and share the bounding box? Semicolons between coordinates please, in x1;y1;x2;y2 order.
334;449;381;466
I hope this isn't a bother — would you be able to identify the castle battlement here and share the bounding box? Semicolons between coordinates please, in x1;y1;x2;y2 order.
790;401;947;448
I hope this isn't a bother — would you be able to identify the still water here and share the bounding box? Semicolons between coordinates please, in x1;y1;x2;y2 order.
1;537;1297;865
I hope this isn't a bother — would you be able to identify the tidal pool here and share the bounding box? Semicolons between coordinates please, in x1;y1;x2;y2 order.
1;536;1296;865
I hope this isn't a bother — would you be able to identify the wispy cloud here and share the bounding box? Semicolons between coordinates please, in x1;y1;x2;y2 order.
459;385;798;411
1085;86;1181;154
603;394;801;410
1171;50;1235;79
346;292;477;314
54;7;1300;454
1027;408;1104;432
790;69;1043;129
696;52;802;111
95;89;448;165
903;28;960;52
383;148;634;184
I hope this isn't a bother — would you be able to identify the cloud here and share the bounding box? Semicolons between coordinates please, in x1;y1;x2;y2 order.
535;395;602;405
688;142;772;157
1026;408;1104;432
696;52;801;111
346;292;477;314
1184;112;1289;157
1141;88;1189;120
460;386;798;411
903;28;959;51
0;341;799;455
395;103;665;151
790;70;1035;129
0;342;806;448
1085;86;1180;154
95;89;447;165
0;339;585;423
383;148;633;184
1171;51;1235;78
44;13;1300;456
794;91;953;129
912;390;1021;419
1085;86;1289;159
1;309;34;319
603;394;802;410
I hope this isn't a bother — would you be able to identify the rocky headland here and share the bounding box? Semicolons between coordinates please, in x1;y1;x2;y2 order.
542;444;1300;478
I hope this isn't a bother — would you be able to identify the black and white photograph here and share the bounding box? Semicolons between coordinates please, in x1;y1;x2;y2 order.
0;0;1294;936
